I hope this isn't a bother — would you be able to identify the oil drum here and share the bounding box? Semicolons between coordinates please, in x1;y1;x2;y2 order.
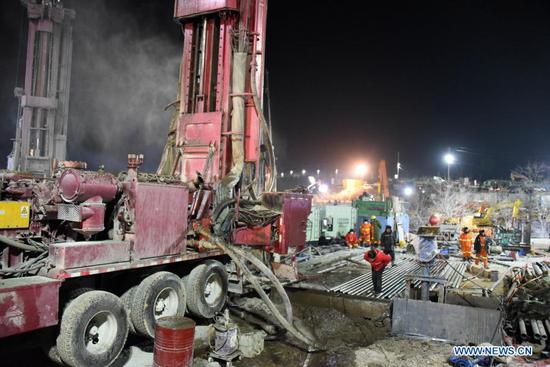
153;316;195;367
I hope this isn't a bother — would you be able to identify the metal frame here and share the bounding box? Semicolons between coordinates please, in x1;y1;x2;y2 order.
10;1;75;175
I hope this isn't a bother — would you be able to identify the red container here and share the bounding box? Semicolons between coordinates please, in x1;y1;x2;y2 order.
154;316;195;367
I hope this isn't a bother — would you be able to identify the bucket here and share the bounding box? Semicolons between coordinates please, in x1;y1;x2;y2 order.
154;316;195;367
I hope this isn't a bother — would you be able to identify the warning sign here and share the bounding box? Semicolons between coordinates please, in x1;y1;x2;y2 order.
0;202;30;229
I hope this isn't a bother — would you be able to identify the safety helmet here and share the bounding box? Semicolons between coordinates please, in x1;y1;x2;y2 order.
371;215;376;220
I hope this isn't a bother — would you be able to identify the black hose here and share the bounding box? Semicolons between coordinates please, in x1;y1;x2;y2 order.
0;235;43;253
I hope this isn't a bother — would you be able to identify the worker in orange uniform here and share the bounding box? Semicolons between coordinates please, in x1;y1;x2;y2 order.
345;229;359;249
364;247;392;294
459;227;473;261
474;229;489;268
359;219;372;246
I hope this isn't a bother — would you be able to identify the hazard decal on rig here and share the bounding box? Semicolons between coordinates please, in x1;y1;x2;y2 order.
20;206;29;219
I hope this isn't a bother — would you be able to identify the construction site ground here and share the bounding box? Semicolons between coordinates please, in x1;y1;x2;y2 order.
3;245;549;367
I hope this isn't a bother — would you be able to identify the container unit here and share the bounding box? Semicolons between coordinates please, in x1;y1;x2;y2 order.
306;203;357;242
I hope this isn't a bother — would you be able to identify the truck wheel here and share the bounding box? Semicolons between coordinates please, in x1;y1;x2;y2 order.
131;271;186;338
57;291;128;367
184;260;228;318
120;286;137;334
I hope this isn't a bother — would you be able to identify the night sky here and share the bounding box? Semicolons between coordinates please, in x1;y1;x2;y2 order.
2;0;550;180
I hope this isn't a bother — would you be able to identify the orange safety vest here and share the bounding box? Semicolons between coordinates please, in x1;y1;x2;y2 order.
475;236;489;268
459;233;472;256
360;223;372;241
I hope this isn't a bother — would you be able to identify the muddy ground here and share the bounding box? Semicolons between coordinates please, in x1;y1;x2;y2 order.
232;302;389;367
226;296;453;367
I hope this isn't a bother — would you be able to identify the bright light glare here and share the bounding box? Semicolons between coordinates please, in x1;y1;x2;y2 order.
319;184;329;193
354;163;368;177
404;186;414;196
302;169;307;175
308;176;316;185
443;153;456;165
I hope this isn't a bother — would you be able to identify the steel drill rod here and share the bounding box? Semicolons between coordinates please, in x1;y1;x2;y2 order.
519;319;528;339
351;265;407;297
336;274;370;293
531;319;541;340
342;262;412;295
537;320;547;340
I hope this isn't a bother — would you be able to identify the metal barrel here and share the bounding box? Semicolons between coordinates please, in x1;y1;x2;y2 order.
154;316;196;367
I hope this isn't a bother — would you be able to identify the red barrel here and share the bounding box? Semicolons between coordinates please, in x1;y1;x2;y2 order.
154;316;195;367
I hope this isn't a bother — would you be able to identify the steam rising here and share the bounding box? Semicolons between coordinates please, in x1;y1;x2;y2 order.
66;0;181;172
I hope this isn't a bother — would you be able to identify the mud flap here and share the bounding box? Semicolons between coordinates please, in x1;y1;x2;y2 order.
391;298;502;345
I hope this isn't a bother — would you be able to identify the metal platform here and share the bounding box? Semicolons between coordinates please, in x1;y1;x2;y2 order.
329;255;467;299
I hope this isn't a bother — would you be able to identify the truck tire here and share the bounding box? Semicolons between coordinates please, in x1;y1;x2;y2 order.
40;286;96;365
184;260;228;319
120;286;137;334
130;271;186;338
57;291;128;367
39;327;63;365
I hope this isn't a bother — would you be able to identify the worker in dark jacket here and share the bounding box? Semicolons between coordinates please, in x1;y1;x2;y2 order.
474;230;489;268
364;247;392;294
380;225;396;266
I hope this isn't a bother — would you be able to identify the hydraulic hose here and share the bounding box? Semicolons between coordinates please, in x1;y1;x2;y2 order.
0;261;47;274
0;235;44;253
198;229;320;350
249;57;276;193
228;244;293;323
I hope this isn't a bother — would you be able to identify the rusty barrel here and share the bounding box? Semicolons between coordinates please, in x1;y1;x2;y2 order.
153;316;195;367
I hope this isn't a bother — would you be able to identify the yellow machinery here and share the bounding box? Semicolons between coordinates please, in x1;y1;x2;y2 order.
472;200;522;228
0;201;30;229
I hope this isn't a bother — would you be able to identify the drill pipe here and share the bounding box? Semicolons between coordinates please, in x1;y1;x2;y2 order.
519;318;528;339
532;263;543;277
330;258;466;299
531;319;541;340
537;320;547;340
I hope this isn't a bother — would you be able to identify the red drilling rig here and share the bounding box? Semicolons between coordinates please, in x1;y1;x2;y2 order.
0;1;312;365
